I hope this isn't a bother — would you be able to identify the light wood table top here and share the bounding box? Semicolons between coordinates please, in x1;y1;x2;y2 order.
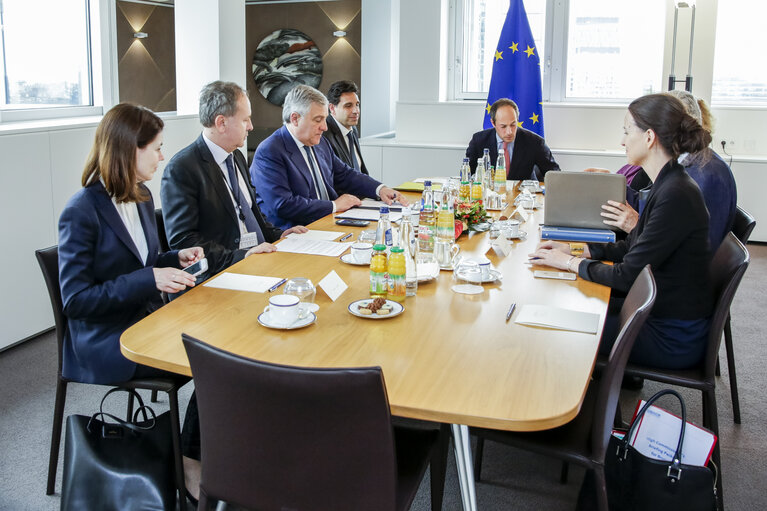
121;187;610;432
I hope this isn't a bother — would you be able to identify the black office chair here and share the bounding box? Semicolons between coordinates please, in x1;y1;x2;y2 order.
471;266;657;511
182;333;449;511
155;208;170;253
36;246;188;504
717;206;755;424
606;233;749;511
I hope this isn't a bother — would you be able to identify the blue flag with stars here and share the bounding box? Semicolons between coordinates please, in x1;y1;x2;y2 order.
483;0;544;137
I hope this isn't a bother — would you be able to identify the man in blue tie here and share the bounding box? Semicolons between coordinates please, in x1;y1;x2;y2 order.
322;80;368;175
161;81;307;281
251;84;404;230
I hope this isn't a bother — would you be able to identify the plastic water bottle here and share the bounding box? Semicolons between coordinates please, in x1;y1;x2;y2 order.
399;207;418;297
418;181;435;258
375;206;393;252
472;158;485;201
495;149;507;196
459;158;471;201
437;188;455;241
482;148;492;180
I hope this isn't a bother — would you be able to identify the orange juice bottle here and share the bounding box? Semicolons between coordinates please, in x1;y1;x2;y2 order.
387;247;406;302
370;244;388;298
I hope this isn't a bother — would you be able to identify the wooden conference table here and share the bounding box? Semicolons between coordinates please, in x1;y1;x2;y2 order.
121;184;610;510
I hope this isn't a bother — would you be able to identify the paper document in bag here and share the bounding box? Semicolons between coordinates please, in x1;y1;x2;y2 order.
514;304;601;334
628;401;717;467
204;273;283;293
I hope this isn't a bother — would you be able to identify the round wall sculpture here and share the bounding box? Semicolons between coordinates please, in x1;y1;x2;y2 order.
252;29;323;106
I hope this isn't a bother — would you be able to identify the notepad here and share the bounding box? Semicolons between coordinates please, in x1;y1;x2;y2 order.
203;273;283;293
276;237;352;257
514;304;601;334
335;209;403;222
286;230;345;241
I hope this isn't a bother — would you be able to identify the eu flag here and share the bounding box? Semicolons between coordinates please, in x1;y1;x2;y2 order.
483;0;544;137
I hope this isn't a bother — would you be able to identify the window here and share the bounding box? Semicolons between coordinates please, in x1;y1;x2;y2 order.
0;0;96;116
454;0;546;99
712;0;767;105
564;0;665;100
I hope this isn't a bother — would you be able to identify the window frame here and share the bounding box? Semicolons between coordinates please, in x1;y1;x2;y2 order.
0;0;116;125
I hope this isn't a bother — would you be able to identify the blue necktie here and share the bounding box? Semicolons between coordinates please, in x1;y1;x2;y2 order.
225;154;264;243
304;146;330;200
347;131;360;172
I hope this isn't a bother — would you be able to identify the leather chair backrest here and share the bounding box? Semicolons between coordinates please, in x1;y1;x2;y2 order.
35;246;67;377
732;206;756;245
182;334;399;511
592;265;656;459
702;233;750;379
155;208;170;253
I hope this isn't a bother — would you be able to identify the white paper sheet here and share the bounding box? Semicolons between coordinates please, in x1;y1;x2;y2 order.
276;237;352;257
335;209;403;222
358;198;404;211
514;304;601;334
286;230;345;241
413;177;448;185
203;273;283;293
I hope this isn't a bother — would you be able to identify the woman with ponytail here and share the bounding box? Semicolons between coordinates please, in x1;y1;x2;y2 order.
530;93;713;370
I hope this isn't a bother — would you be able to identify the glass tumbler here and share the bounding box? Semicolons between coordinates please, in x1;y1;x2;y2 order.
284;278;316;304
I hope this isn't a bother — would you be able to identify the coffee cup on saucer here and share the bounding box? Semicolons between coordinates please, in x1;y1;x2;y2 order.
350;242;373;264
503;219;520;238
267;294;300;326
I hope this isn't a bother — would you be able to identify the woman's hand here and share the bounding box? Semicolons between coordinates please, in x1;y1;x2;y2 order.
153;267;196;293
280;225;309;238
601;200;638;233
178;247;204;268
245;242;278;256
528;245;574;271
534;240;570;254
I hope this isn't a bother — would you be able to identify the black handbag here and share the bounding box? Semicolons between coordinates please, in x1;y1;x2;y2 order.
61;388;176;511
604;389;718;511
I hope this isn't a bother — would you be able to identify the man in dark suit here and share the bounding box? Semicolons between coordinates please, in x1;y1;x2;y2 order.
322;80;368;174
161;81;307;281
251;84;404;230
466;98;559;180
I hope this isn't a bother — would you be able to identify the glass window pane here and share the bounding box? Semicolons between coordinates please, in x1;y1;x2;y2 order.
462;0;546;94
712;0;767;105
0;0;92;109
565;0;665;100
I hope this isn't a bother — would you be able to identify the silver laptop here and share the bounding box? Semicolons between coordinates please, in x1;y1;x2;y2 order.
544;171;627;231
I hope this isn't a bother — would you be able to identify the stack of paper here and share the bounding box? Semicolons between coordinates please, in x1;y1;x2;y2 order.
514;304;601;334
286;230;344;241
335;208;403;222
276;237;351;257
204;273;283;293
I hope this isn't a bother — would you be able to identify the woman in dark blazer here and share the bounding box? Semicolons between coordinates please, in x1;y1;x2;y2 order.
530;93;714;370
58;103;203;384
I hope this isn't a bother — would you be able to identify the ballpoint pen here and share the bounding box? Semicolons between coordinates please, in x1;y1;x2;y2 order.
268;278;287;293
505;303;516;322
340;233;353;241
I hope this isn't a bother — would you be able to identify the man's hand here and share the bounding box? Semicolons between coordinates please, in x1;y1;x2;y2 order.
280;225;309;239
245;242;278;256
601;200;638;233
178;247;204;268
333;194;362;213
379;186;408;206
153;267;196;294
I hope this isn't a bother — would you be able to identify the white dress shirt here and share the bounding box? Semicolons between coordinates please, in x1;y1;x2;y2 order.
111;198;149;264
202;133;253;236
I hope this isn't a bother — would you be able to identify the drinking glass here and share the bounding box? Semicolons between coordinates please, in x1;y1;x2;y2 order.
451;261;483;295
284;278;316;304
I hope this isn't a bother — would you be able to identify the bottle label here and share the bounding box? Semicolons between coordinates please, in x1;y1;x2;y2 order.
384;229;392;246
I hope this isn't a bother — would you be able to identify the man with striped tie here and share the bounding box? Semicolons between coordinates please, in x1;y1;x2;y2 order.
323;80;369;175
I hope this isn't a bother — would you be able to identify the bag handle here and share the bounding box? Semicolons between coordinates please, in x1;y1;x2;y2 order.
86;388;158;435
619;389;687;481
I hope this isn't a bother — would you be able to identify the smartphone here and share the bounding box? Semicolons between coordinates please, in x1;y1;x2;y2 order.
534;270;576;281
183;258;208;277
335;219;370;227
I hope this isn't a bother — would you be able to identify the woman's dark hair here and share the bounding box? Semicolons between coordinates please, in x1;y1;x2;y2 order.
81;103;164;203
628;93;711;160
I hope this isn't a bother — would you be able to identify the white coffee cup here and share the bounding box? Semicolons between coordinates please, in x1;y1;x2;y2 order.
504;219;520;238
350;242;373;263
477;258;492;280
267;294;300;326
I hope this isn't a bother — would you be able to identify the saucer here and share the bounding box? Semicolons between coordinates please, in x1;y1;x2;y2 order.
451;284;484;295
348;299;404;319
258;310;316;329
417;262;440;282
459;269;502;284
340;253;369;266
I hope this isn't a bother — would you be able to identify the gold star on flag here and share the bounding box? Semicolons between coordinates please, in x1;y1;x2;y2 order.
494;50;503;61
485;103;492;115
518;120;524;128
529;113;540;124
524;45;535;58
509;42;519;53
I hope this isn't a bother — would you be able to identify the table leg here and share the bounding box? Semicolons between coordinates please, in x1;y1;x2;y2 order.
451;424;478;511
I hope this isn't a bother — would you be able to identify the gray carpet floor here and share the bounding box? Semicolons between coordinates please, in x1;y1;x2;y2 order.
2;244;766;510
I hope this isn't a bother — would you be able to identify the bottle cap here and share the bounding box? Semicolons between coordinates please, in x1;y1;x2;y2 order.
372;244;386;251
424;180;432;186
390;246;403;253
379;206;389;214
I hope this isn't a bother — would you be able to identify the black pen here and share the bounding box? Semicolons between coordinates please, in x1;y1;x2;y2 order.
340;233;353;241
268;278;287;293
505;303;516;322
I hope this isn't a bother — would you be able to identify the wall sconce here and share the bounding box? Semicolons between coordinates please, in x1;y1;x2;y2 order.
333;30;346;38
134;32;149;39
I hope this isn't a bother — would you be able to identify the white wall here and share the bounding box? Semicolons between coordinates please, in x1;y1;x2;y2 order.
0;116;201;350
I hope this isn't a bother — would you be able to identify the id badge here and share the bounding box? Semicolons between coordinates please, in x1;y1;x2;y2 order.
239;232;260;250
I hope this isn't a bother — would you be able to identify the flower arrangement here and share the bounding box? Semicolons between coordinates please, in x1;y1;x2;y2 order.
454;199;488;227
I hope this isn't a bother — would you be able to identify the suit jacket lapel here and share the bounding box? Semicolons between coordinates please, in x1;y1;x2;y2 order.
195;135;239;224
91;182;144;264
136;195;159;264
328;116;352;162
281;126;314;191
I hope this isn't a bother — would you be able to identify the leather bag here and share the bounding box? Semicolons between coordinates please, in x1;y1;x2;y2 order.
61;388;175;511
605;389;718;511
